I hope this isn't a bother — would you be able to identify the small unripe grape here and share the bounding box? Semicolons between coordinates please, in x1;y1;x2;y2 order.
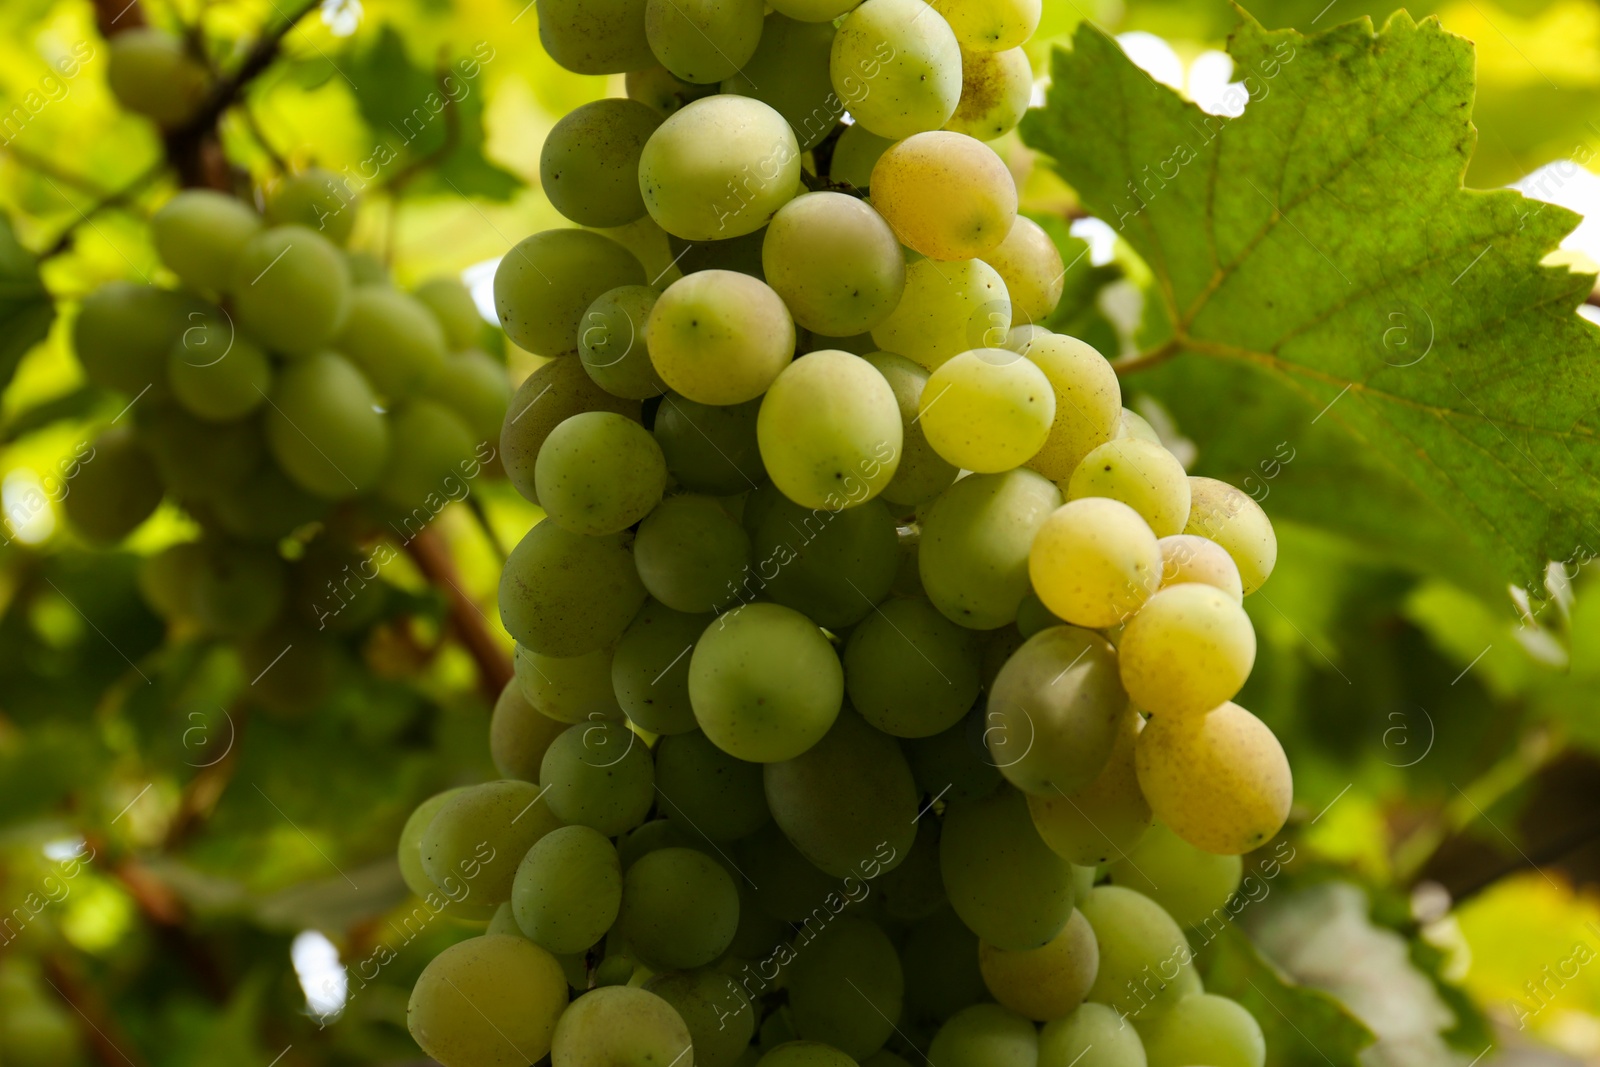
979;908;1099;1021
537;0;655;74
151;191;262;293
1066;437;1191;538
1029;498;1161;629
946;46;1034;142
265;168;359;246
648;270;795;404
920;347;1054;472
832;0;962;139
1118;583;1256;718
1157;533;1244;601
230;225;352;355
871;131;1017;261
986;216;1065;326
1185;476;1278;593
541;99;663;227
106;28;208;127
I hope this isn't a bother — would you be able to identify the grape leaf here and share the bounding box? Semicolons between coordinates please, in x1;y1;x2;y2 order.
1021;11;1600;599
0;214;55;393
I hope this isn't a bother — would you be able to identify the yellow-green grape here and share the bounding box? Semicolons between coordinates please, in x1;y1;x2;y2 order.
580;285;666;399
264;351;388;498
639;96;802;239
656;727;771;840
1079;885;1199;1020
770;0;861;19
535;411;667;536
1157;533;1244;602
619;846;741;968
1026;708;1151;866
724;15;840;151
1039;1002;1147;1067
946;46;1034;142
932;0;1040;50
986;625;1127;796
490;678;569;781
541;720;656;835
106;27;208;127
495;230;645;357
920;348;1054;472
515;643;624;724
512;825;624;954
689;601;844;762
760;1043;859;1067
1015;590;1065;638
871;132;1018;261
830;123;895;189
645;0;764;82
208;458;324;542
764;709;917;876
266;167;359;245
1135;701;1291;855
1118;407;1160;443
1184;476;1277;594
929;1003;1039;1067
878;816;947;920
337;285;450;398
138;539;206;622
648;270;796;403
1136;993;1265;1067
831;0;961;139
627;64;719;115
500;522;648;656
646;972;757;1067
537;0;655;74
399;790;498;918
414;275;486;350
870;257;1010;370
1106;822;1242;929
1118;584;1255;718
542;99;663;227
409;935;569;1067
1029;498;1161;629
421;779;563;905
1006;328;1121;482
60;426;160;544
979;909;1099;1021
763;194;906;335
431;350;512;444
502;358;642;505
1066;438;1191;538
191;542;286;637
654;393;765;493
845;597;981;737
860;351;958;506
757;350;901;509
788;917;903;1059
907;709;1004;804
902;907;988;1023
612;599;711;734
987;218;1064;327
942;786;1076;949
151;190;262;293
73;282;201;394
736;821;839;921
920;468;1061;629
231;226;352;355
635;493;751;613
749;494;900;627
376;399;477;512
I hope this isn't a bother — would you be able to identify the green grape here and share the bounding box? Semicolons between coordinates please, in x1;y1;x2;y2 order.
646;971;757;1067
770;0;861;20
613;599;712;734
919;468;1062;629
869;257;1010;370
871;132;1016;261
212;462;325;543
414;275;486;350
74;282;200;395
542;99;663;227
986;221;1064;332
537;0;655;74
431;350;512;444
980;623;1027;688
986;625;1125;797
1078;885;1200;1021
723;15;840;151
941;786;1075;950
656;728;771;840
634;493;752;613
628;64;719;115
689;602;843;761
166;318;271;421
1118;584;1255;718
762;194;905;336
230;226;352;355
831;0;962;139
580;286;667;399
335;285;449;398
669;227;769;280
1038;1003;1147;1067
1135;701;1291;856
1029;498;1160;630
0;998;81;1067
1026;709;1152;867
878;816;946;921
757;350;901;509
495;230;645;357
105;28;208;127
920;347;1054;472
654;394;766;493
844;597;980;737
648;270;796;403
266;167;358;245
736;821;840;921
619;846;741;968
906;710;1002;804
502;356;642;505
862;1054;912;1067
151;190;262;294
421;779;563;905
397;788;504;921
143;405;261;501
859;352;957;506
488;901;523;938
501;521;648;656
929;1003;1037;1067
749;494;899;628
787;917;903;1059
264;350;389;498
1066;439;1191;539
1105;822;1241;929
1006;329;1121;482
62;427;163;544
829;124;894;190
1015;591;1065;638
729;879;792;957
1183;477;1277;594
346;249;386;284
490;678;569;781
932;0;1040;50
376;399;476;512
945;46;1034;142
138;540;205;621
540;720;656;836
1135;993;1264;1067
1157;534;1244;602
289;541;386;634
535;411;667;536
764;708;916;876
645;0;765;83
515;642;624;724
1118;408;1160;444
409;934;569;1067
979;909;1098;1021
512;824;624;954
759;1043;859;1067
238;623;343;716
191;541;286;638
639;96;802;239
619;818;710;871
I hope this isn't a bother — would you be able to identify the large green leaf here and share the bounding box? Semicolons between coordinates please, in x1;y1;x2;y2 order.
1021;12;1600;599
0;214;55;393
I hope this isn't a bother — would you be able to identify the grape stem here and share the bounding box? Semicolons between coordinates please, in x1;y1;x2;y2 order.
1112;337;1181;377
402;526;514;701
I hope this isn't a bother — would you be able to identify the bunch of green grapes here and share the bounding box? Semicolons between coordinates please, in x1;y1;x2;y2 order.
400;0;1291;1063
65;173;510;716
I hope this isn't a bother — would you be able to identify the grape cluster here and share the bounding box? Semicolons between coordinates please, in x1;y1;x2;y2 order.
66;174;509;713
401;0;1291;1064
